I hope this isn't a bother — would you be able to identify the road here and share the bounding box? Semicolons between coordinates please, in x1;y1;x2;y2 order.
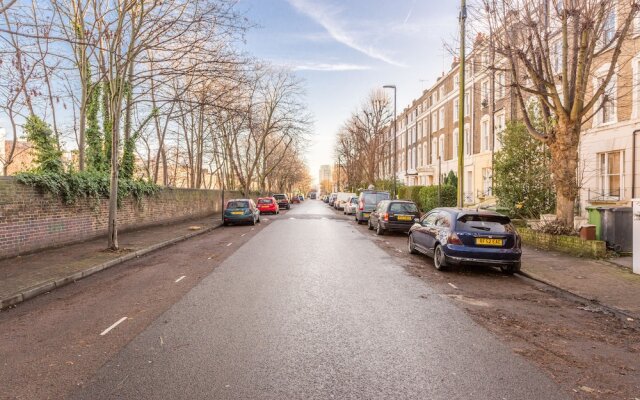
67;200;565;400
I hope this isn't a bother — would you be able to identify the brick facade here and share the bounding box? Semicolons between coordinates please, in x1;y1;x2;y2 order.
0;177;238;259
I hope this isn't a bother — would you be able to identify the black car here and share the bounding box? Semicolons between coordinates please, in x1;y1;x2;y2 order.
273;194;290;210
368;200;421;235
407;208;522;274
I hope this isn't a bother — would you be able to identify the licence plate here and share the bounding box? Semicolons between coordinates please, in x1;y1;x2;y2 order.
476;238;503;246
397;215;412;221
363;213;370;218
231;211;244;215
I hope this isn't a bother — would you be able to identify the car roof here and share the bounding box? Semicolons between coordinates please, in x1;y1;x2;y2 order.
227;199;251;202
432;207;508;218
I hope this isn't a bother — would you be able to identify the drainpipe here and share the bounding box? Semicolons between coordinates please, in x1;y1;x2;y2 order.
633;129;640;198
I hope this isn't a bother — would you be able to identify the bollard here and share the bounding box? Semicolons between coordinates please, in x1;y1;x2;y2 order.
633;199;640;275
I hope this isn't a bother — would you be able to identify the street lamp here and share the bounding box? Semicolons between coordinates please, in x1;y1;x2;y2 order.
383;84;397;199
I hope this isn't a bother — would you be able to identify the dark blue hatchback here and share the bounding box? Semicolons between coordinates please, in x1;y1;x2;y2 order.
408;208;522;274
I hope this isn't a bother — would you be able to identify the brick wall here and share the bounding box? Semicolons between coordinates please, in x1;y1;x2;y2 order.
0;177;240;259
518;227;607;258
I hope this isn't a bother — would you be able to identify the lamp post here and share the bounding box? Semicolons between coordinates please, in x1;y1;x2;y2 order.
383;85;397;199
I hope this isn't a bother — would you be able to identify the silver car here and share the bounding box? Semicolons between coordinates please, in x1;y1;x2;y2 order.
343;196;359;215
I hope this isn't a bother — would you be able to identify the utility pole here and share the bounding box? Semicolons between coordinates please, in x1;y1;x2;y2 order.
457;0;467;208
383;85;397;199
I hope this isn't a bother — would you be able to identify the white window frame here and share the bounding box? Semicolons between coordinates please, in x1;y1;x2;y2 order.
481;80;490;104
594;68;617;126
633;54;640;119
452;128;459;159
482;168;492;197
464;124;472;156
432;138;438;163
431;111;438;132
438;135;445;160
481;115;490;152
453;99;459;123
597;150;624;199
494;111;506;151
464;91;470;117
496;72;505;99
439;107;445;131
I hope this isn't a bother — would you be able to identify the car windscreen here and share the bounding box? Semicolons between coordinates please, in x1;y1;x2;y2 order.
363;192;390;205
389;202;418;213
258;199;272;204
456;215;514;233
226;201;249;209
273;195;285;200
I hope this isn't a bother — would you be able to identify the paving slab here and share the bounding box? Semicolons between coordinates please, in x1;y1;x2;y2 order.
521;245;640;318
0;217;220;308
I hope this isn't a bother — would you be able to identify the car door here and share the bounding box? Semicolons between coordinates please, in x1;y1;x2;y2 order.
413;211;438;250
433;211;452;245
374;201;387;226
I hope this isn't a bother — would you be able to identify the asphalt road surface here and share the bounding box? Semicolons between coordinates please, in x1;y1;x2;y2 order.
69;200;567;400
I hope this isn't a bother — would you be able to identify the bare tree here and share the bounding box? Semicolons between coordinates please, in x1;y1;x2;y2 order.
334;90;392;189
475;0;639;225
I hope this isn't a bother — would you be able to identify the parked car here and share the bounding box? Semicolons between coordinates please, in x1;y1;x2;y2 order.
328;193;337;207
355;190;390;224
257;197;279;215
299;194;305;201
343;196;359;215
368;200;421;235
291;196;301;204
223;199;260;226
273;194;290;210
407;208;522;274
309;192;316;200
334;192;356;210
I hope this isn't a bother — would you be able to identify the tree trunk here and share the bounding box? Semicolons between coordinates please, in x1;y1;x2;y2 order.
548;123;580;227
107;97;122;250
78;90;87;171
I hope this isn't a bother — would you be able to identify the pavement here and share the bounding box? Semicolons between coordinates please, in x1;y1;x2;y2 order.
69;202;567;400
0;216;221;309
520;246;640;318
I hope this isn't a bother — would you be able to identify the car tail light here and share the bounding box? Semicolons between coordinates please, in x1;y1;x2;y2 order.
448;232;463;245
359;200;364;211
384;213;389;221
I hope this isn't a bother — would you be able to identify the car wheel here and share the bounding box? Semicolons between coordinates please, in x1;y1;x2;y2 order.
375;222;385;236
433;244;447;271
222;221;228;226
500;262;521;275
408;234;418;254
251;217;256;226
368;219;374;230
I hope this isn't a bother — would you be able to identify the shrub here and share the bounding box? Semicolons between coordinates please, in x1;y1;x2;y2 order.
418;185;457;212
24;115;63;174
494;121;555;218
16;171;158;205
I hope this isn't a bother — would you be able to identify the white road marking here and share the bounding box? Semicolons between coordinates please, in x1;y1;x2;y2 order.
100;317;128;336
227;243;232;247
289;217;296;220
448;282;459;290
395;249;402;253
175;275;186;283
241;233;246;237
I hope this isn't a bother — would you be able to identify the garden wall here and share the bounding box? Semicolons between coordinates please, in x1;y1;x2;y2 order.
0;177;238;259
518;227;607;258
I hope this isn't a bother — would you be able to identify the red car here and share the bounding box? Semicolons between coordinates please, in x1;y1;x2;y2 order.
257;197;280;214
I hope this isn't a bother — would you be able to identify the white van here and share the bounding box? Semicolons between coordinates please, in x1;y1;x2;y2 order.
334;192;356;210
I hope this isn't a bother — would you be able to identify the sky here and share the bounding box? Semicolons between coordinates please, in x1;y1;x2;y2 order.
240;0;460;184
